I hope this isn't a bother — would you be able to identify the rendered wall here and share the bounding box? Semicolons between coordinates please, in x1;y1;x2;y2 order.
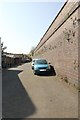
0;38;2;119
34;1;80;88
0;38;1;68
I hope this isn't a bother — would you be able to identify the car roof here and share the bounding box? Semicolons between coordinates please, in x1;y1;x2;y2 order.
32;58;38;61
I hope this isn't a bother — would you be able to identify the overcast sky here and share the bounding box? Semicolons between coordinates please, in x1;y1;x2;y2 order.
0;1;65;54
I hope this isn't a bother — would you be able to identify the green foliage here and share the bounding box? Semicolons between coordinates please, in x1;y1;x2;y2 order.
1;42;7;55
30;46;35;56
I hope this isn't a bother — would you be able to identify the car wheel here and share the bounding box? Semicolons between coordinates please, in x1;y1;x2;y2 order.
32;67;33;70
33;70;36;75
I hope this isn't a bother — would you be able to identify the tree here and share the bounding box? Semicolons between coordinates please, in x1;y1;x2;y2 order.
1;42;7;55
30;46;35;56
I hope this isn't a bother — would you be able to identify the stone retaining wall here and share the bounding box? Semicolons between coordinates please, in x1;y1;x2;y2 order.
34;1;80;89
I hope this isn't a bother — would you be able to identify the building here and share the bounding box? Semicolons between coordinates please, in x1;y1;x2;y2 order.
0;38;1;69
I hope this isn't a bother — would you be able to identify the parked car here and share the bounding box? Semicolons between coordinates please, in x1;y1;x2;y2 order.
32;58;51;75
31;59;38;69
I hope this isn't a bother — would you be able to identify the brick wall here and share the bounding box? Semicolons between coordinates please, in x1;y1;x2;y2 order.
34;1;80;88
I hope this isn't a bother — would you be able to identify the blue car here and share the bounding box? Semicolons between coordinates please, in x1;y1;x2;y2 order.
33;59;51;75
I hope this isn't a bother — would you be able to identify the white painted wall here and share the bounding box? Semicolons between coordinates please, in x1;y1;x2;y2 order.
0;37;2;119
0;38;1;69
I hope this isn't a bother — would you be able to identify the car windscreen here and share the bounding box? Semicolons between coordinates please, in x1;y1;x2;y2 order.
35;60;47;64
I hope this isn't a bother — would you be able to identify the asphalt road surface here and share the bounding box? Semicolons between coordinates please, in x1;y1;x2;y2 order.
2;63;78;118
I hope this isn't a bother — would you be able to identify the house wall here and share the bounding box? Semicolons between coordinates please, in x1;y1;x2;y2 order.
0;38;1;69
34;1;80;88
14;58;22;65
2;56;14;68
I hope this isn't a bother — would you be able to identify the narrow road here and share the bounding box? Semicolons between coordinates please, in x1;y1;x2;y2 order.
2;63;78;118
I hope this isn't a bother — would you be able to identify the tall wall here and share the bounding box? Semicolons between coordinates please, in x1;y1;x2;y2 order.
34;1;80;88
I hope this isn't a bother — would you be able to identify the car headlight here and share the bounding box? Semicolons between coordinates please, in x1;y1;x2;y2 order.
34;66;39;70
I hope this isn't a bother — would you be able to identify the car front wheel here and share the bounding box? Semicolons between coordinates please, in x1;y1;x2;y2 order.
33;70;36;75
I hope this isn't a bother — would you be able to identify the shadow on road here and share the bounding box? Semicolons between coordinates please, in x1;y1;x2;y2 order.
1;119;78;120
37;65;56;77
2;69;36;118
